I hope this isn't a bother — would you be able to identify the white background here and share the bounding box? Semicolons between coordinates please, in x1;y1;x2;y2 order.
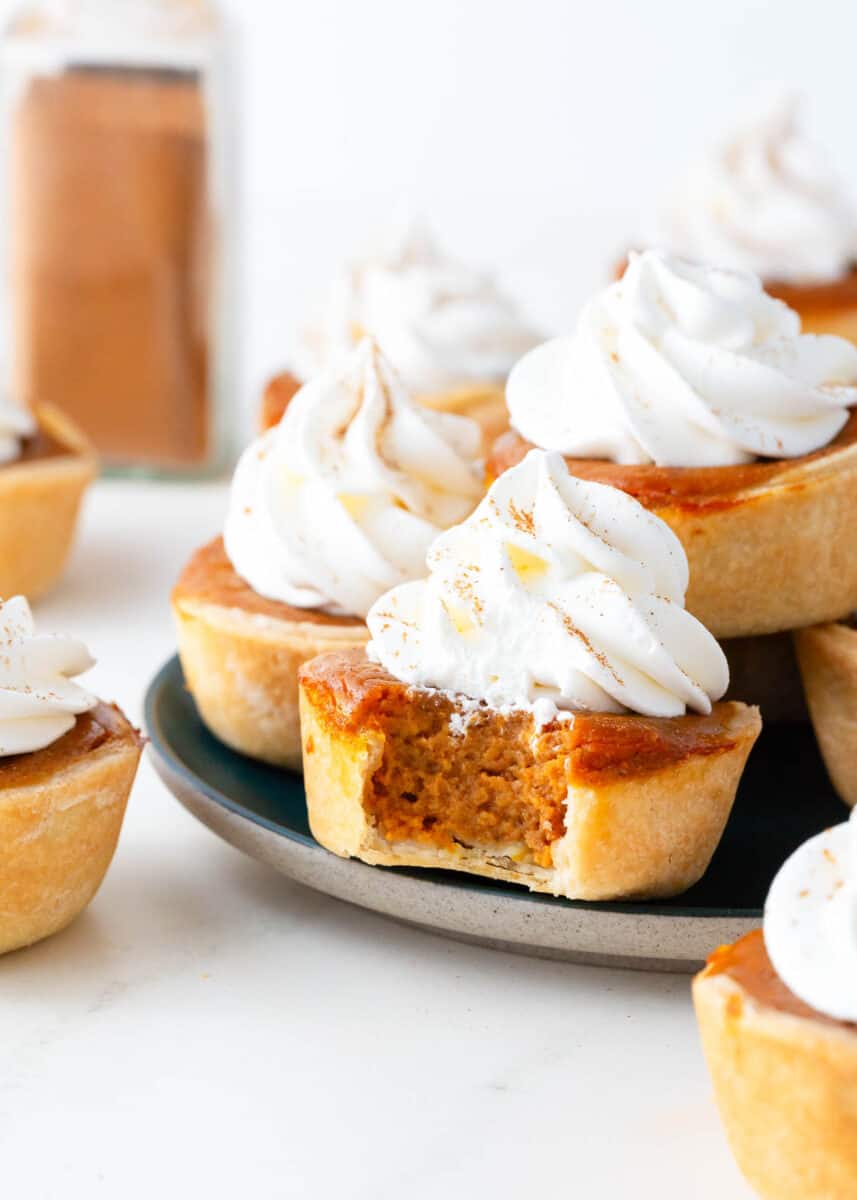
221;0;857;426
1;4;850;1197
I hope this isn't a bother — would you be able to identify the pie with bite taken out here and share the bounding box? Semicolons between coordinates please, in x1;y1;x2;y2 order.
0;403;97;599
693;929;857;1200
0;701;142;955
299;648;761;901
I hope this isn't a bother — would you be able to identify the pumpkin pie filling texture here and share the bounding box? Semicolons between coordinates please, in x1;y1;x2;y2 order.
300;649;761;900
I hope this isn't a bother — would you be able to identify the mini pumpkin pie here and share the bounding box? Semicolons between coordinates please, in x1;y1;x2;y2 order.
794;617;857;807
174;339;483;769
262;219;540;450
498;250;857;639
643;90;857;346
694;809;857;1200
0;398;96;599
0;597;142;955
300;450;761;900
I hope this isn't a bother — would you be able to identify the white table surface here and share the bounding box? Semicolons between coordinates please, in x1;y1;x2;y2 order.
1;478;756;1200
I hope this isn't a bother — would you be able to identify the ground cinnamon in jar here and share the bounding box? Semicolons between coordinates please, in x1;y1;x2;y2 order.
10;65;212;469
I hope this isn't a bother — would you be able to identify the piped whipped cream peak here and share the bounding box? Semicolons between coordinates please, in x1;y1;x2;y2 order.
764;808;857;1023
652;90;857;285
506;250;857;468
224;338;483;619
0;388;36;466
367;449;729;719
0;596;97;757
294;218;540;395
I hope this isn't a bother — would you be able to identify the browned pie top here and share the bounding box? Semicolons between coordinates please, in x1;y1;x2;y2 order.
173;537;365;628
0;701;141;787
489;410;857;512
259;370;302;434
300;648;749;786
705;928;857;1033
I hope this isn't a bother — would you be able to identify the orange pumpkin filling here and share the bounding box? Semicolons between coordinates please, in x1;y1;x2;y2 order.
173;537;365;629
301;649;743;869
706;929;856;1032
489;411;857;513
260;370;302;433
0;702;141;787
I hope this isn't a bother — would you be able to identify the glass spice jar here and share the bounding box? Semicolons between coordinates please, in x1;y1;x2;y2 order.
0;0;236;475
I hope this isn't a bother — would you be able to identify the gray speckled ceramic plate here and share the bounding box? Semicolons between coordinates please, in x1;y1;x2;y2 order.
145;656;844;973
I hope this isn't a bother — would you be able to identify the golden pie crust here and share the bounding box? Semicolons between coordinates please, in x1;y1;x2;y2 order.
0;702;143;955
260;369;508;452
0;403;97;600
299;649;761;901
172;538;368;769
693;930;857;1200
490;415;857;639
794;620;857;807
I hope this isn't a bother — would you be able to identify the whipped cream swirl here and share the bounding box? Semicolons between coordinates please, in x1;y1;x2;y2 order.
507;250;857;467
295;220;540;395
0;596;97;756
764;808;857;1023
652;91;857;285
367;449;728;718
224;339;483;618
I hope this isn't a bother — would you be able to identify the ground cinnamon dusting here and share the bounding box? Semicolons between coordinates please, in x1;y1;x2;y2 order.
11;67;211;466
508;500;536;536
548;601;624;686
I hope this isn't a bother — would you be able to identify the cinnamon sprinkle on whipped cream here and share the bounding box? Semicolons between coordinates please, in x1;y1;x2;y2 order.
224;339;483;618
0;596;96;756
367;449;728;720
507;249;857;468
764;807;857;1023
